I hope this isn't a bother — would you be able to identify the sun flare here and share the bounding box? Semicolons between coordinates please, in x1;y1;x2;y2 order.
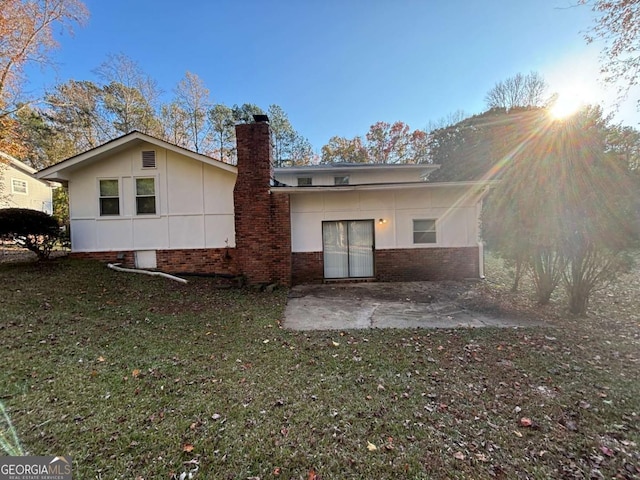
548;80;597;120
549;92;585;119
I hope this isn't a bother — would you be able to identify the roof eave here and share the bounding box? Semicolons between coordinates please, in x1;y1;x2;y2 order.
271;180;495;194
35;131;237;180
273;164;441;174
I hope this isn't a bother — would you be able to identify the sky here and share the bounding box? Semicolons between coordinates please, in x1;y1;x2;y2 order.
23;0;640;152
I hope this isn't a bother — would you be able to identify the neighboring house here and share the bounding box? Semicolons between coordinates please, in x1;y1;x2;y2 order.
36;120;489;285
0;151;56;214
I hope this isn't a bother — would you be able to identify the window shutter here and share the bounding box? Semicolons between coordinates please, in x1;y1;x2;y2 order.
142;151;156;168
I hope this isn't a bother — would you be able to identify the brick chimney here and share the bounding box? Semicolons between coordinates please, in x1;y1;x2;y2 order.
234;118;291;286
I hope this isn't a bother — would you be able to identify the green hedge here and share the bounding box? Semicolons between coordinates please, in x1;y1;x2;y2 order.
0;208;60;260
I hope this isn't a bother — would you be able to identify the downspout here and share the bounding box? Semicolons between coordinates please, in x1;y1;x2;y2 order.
107;263;188;284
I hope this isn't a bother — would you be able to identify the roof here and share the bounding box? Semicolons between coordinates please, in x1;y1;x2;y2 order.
35;131;238;181
275;163;439;177
0;151;37;175
271;180;493;194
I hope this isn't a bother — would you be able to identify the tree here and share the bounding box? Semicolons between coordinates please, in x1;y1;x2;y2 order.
288;134;316;166
0;115;28;158
321;121;430;164
606;124;640;171
584;0;640;104
174;71;211;153
231;103;265;124
0;0;88;115
160;101;189;147
0;207;60;259
208;104;236;163
485;72;548;110
321;136;369;164
266;104;315;166
365;121;430;164
268;104;295;166
44;79;111;153
14;104;84;167
482;105;638;314
428;108;547;182
95;53;161;136
426;109;467;132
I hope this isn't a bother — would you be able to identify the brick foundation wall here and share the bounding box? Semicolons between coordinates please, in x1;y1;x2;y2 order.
71;248;238;276
375;247;479;281
292;252;324;285
234;122;292;286
156;248;237;275
70;251;135;267
289;247;480;284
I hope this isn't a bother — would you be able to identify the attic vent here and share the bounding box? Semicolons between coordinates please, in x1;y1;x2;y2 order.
142;151;156;168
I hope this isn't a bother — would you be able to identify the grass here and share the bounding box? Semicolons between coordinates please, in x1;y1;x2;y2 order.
1;256;639;479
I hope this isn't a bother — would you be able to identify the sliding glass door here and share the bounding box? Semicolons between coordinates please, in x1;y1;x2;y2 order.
322;220;374;279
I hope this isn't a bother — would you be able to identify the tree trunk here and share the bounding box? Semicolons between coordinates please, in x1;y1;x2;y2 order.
510;258;523;292
531;248;563;305
568;287;589;316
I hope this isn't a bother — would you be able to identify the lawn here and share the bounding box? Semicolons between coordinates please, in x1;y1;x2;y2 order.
1;255;639;479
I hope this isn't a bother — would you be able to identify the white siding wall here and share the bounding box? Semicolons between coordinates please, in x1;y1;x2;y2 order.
68;142;236;252
276;168;428;186
0;163;54;213
289;186;481;252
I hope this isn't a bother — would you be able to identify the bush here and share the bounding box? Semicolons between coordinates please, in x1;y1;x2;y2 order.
0;208;60;260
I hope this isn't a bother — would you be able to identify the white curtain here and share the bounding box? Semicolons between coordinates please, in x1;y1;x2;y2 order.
348;221;373;277
323;221;373;278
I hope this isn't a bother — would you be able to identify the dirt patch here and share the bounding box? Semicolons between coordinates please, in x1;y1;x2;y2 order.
290;280;474;304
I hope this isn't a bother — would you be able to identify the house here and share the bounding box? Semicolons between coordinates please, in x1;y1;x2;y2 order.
36;119;489;285
1;151;56;214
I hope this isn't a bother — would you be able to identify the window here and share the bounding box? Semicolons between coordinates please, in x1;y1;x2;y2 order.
136;178;156;215
413;219;436;244
297;177;312;186
11;179;27;194
99;179;120;216
142;150;156;168
334;175;349;185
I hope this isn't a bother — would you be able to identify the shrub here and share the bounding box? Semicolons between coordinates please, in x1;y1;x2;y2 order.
0;208;60;260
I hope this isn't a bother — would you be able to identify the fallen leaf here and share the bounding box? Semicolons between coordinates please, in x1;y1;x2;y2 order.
453;451;465;460
97;356;105;362
513;430;523;437
331;341;340;347
132;368;141;378
600;445;614;457
182;443;194;453
273;466;281;475
307;468;318;480
520;417;533;427
367;441;377;451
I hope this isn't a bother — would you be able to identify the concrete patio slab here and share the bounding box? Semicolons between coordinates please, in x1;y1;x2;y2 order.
283;282;546;331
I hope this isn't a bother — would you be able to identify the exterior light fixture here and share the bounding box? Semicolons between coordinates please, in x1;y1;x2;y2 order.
379;218;387;224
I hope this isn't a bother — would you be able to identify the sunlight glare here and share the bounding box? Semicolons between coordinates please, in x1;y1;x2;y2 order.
549;92;585;119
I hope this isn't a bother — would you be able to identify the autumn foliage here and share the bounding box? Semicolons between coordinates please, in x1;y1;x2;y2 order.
321;121;429;164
